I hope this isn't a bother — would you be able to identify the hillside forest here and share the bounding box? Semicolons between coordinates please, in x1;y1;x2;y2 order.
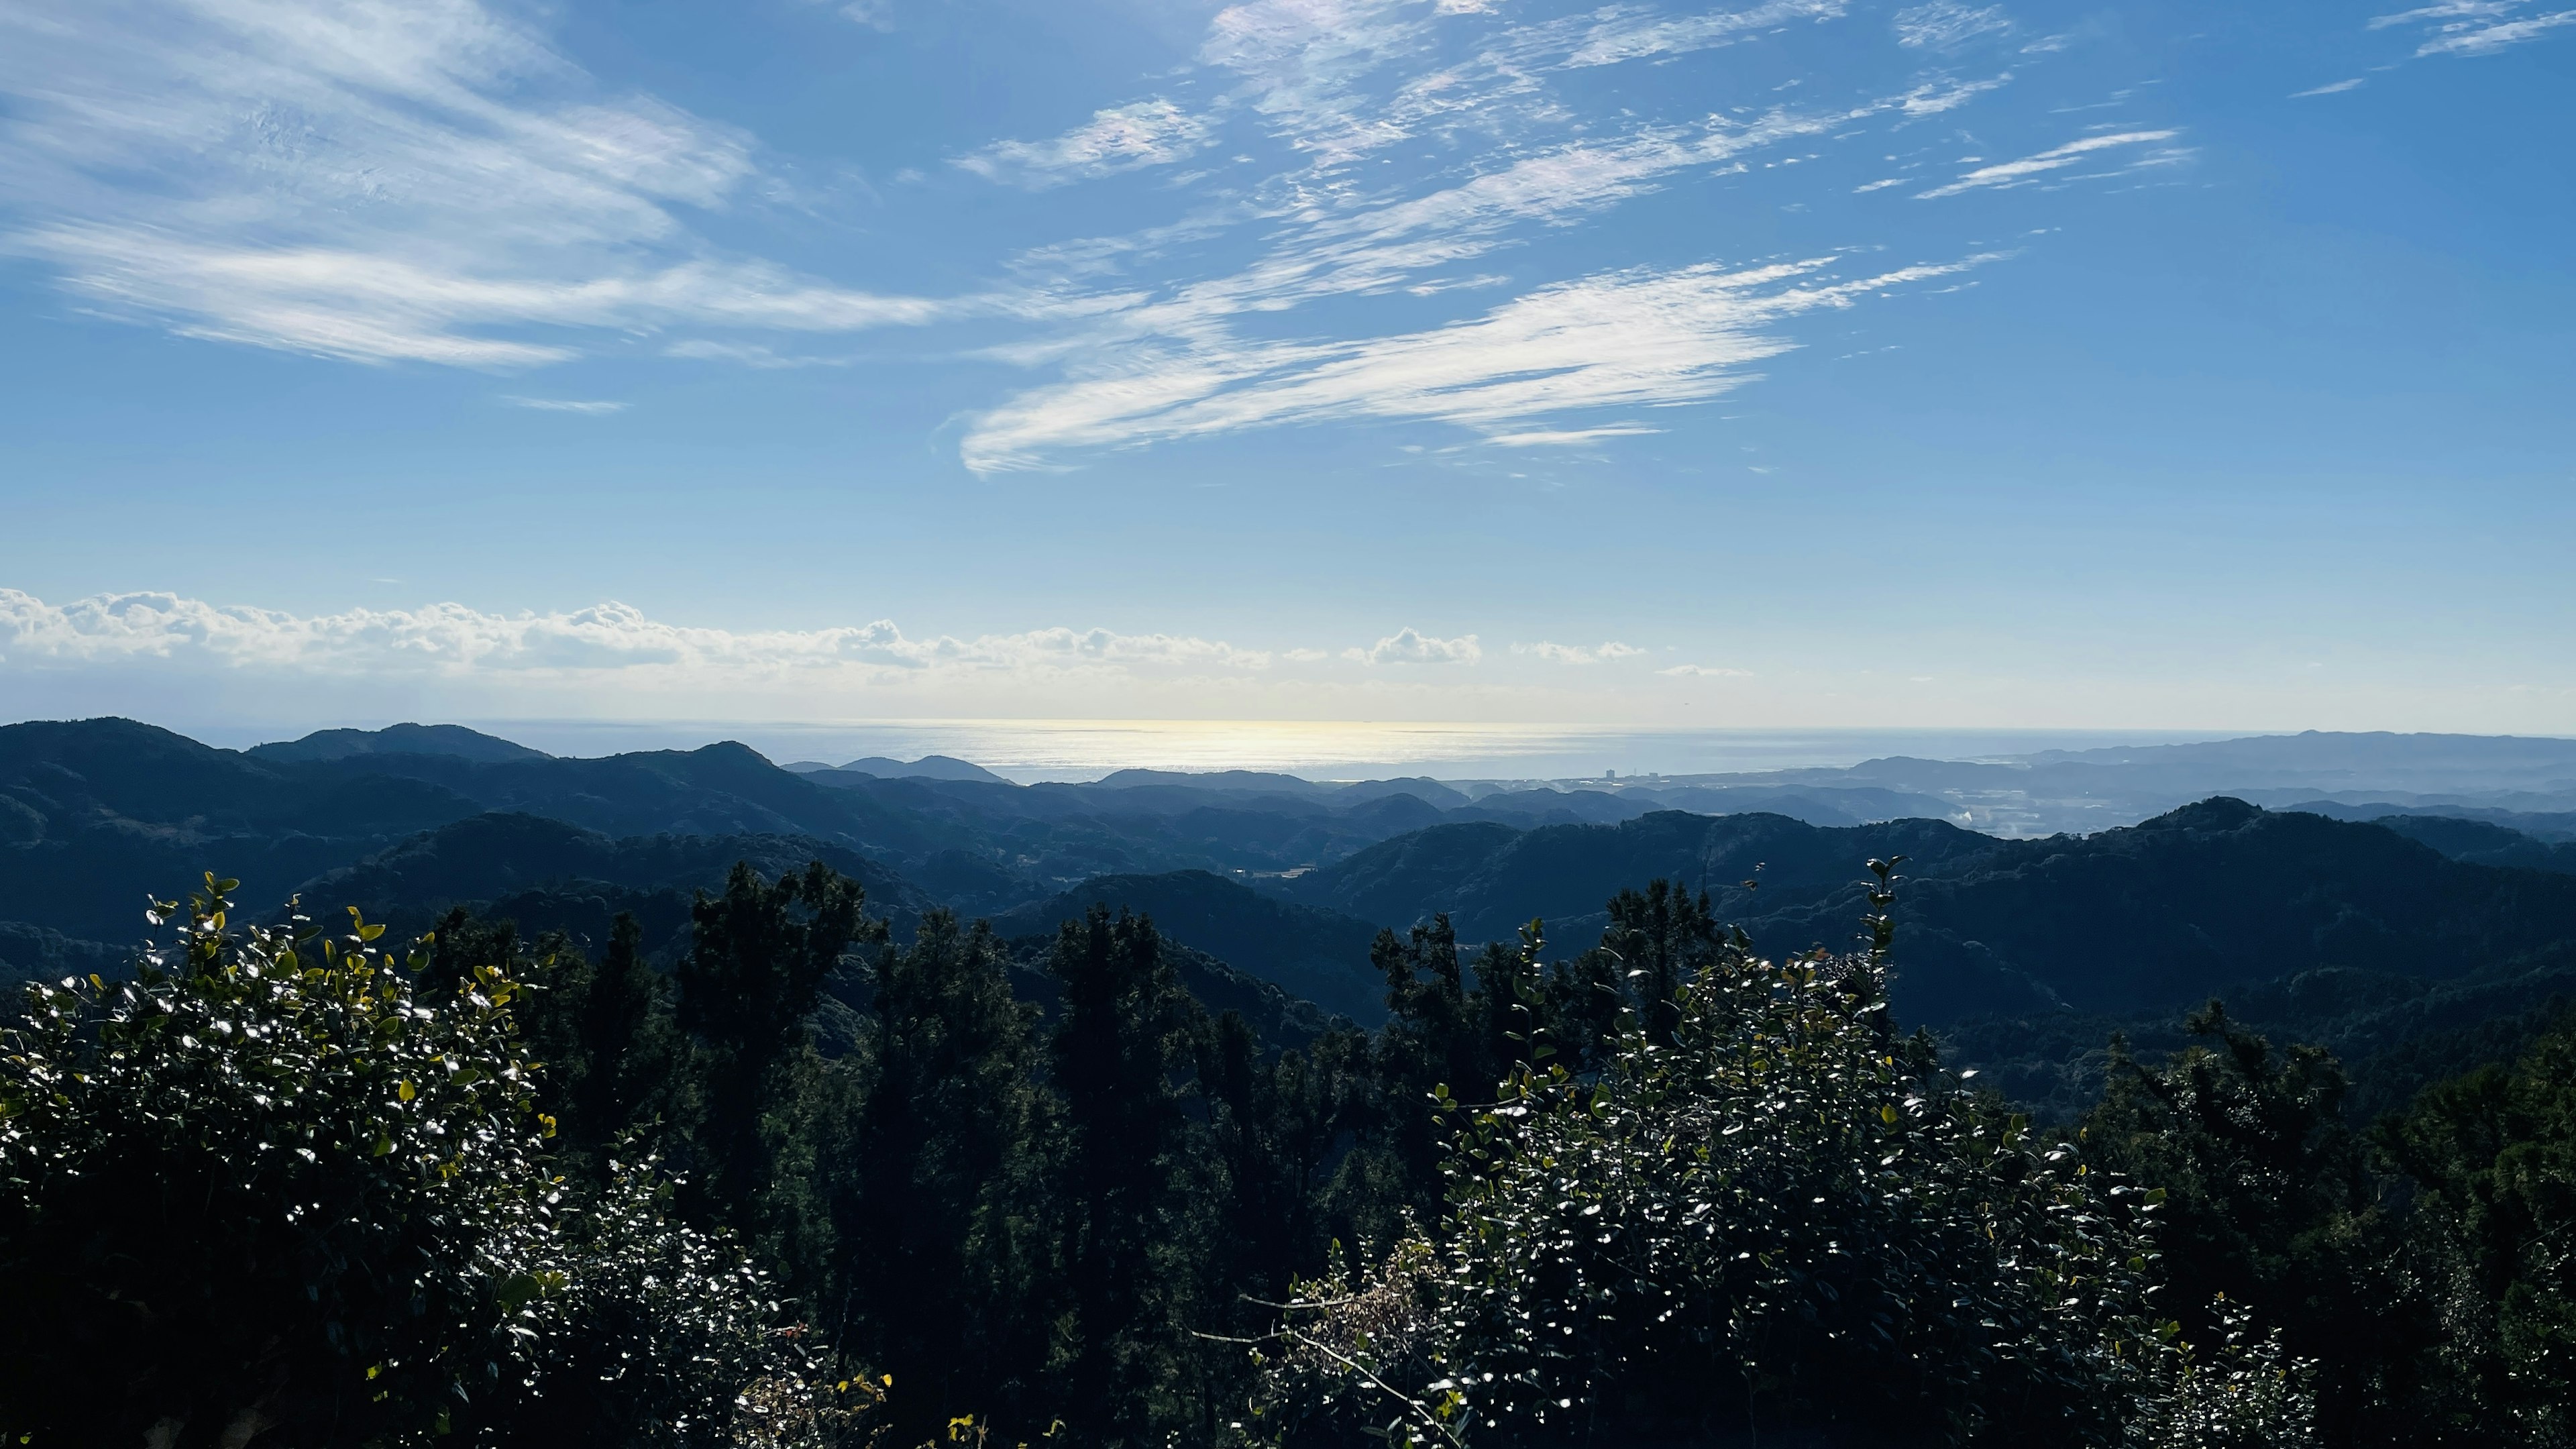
5;720;2576;1446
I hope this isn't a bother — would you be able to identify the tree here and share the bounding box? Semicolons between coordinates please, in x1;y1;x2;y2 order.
675;861;880;1265
1250;865;2191;1449
1196;1013;1356;1339
565;912;669;1163
0;879;558;1445
2079;1002;2412;1446
830;910;1055;1440
2377;1013;2576;1446
1049;907;1203;1445
1596;879;1724;1049
0;877;848;1448
1360;917;1487;1230
464;1152;877;1449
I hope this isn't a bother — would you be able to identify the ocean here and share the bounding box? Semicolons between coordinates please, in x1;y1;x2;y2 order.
422;719;2240;783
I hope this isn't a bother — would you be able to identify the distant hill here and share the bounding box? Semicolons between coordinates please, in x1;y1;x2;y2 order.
2025;730;2576;778
808;755;1009;784
21;717;2576;1114
0;920;125;986
1285;799;2576;1028
2360;814;2576;873
991;869;1387;1022
0;717;490;942
2283;799;2576;846
1281;811;1999;946
1091;768;1332;796
290;812;938;938
0;719;963;943
248;722;549;764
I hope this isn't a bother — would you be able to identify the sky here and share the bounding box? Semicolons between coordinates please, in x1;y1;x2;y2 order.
0;0;2570;745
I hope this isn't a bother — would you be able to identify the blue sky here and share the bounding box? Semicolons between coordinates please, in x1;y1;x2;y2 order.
0;0;2569;741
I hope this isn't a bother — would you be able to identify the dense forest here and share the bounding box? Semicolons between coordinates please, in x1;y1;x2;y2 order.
6;848;2573;1446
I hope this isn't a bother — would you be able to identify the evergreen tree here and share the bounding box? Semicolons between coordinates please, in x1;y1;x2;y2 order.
680;856;881;1227
2377;1012;2576;1446
832;910;1055;1440
1049;907;1202;1445
566;912;666;1161
2080;1002;2416;1446
1597;879;1723;1048
1197;1014;1356;1330
1360;917;1487;1228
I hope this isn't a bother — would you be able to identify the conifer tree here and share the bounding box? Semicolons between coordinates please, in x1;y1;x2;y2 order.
1049;907;1200;1445
833;910;1055;1438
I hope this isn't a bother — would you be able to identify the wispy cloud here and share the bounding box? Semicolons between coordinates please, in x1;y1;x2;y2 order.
1564;0;1847;69
956;99;1222;188
1348;627;1482;665
503;396;626;413
1658;662;1753;677
961;71;2028;470
1197;0;1434;164
0;0;947;365
1515;640;1647;664
0;0;2126;471
2414;7;2576;52
0;589;1277;680
963;252;1998;470
1913;129;2186;198
1892;1;2012;50
663;340;850;368
2290;77;2368;97
1487;424;1662;446
2365;0;2576;56
2369;1;2519;28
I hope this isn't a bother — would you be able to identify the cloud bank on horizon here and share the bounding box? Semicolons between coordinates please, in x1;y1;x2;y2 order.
0;586;1654;708
5;586;2565;738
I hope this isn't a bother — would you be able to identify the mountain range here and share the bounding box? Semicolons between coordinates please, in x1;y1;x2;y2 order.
9;716;2576;1114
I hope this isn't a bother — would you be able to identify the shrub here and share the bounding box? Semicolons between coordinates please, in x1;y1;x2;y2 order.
1245;864;2202;1448
0;875;855;1448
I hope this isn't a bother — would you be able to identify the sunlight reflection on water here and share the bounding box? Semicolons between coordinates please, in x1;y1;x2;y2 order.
452;718;2229;782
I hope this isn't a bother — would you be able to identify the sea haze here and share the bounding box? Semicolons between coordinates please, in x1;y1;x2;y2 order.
184;720;2242;783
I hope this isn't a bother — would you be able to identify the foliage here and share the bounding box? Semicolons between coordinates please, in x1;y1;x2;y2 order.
462;1152;881;1449
2078;1004;2414;1445
1248;863;2181;1448
0;874;856;1448
2377;1015;2576;1446
828;910;1057;1440
0;876;557;1446
2124;1299;2320;1449
21;826;2576;1449
1047;907;1209;1445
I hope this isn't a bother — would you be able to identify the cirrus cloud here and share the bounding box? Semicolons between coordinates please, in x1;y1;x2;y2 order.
0;0;952;366
955;99;1223;188
1913;129;2186;199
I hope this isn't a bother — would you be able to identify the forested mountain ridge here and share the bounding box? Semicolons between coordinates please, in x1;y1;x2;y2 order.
0;718;1970;948
13;716;2576;1112
987;869;1387;1022
245;721;549;764
1282;798;2576;1018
